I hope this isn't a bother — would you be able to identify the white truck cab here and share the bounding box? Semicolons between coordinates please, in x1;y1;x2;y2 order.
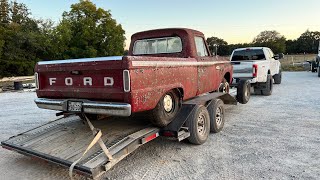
230;47;283;97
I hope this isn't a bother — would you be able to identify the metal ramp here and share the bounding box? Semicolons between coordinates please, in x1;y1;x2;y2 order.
1;115;160;179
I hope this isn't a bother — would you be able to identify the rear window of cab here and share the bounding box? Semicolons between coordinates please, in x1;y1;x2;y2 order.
133;37;182;55
231;49;266;61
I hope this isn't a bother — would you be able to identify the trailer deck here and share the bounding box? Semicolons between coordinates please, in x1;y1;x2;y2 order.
1;115;160;178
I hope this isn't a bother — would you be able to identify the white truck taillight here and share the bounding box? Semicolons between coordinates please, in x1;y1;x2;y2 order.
123;70;130;92
34;72;39;89
252;64;258;77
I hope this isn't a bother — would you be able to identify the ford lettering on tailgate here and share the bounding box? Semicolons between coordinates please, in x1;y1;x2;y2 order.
48;77;114;87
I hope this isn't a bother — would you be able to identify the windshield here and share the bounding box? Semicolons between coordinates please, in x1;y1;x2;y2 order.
133;37;182;55
231;49;266;61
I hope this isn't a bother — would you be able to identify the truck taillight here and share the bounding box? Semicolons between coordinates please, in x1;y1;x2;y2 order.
253;64;258;77
123;70;130;92
34;72;39;89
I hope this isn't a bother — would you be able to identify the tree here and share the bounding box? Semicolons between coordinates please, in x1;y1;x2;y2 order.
206;36;228;55
52;0;125;59
295;30;320;54
253;30;286;53
0;0;9;24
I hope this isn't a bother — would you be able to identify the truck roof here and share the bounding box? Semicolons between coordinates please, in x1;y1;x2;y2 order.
131;28;204;40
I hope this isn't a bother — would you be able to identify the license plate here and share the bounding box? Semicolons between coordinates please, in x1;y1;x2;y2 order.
68;101;82;112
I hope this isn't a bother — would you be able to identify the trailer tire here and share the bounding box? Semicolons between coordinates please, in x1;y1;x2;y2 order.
273;70;282;84
149;90;181;127
236;80;250;104
208;99;225;133
261;74;273;96
186;105;210;145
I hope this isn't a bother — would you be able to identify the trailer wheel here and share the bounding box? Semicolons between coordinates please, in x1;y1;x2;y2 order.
261;74;273;96
236;80;250;104
149;90;181;127
273;70;282;84
208;99;225;133
186;105;210;145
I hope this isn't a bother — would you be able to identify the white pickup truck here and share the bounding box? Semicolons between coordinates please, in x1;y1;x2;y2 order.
230;47;283;103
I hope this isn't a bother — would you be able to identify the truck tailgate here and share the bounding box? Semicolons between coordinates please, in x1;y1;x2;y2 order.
35;56;126;101
231;61;254;78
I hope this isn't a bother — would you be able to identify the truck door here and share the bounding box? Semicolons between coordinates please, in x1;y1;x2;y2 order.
266;48;278;75
194;36;221;95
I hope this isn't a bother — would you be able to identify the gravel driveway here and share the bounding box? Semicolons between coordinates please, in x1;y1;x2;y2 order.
0;72;319;180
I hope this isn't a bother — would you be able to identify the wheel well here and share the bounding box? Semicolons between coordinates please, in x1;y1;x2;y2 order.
224;72;231;83
175;88;184;99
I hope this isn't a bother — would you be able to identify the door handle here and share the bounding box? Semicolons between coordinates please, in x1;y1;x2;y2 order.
216;66;221;70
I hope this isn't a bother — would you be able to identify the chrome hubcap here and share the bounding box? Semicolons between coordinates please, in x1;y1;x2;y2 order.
197;112;206;136
163;94;173;112
216;107;223;127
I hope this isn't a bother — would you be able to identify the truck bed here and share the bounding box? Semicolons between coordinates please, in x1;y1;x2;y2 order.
1;115;158;178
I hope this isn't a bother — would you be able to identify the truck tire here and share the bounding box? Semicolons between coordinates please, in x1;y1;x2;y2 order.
311;61;317;72
186;105;210;145
236;80;250;104
273;70;282;84
207;99;225;133
218;79;230;93
149;90;181;127
261;74;273;96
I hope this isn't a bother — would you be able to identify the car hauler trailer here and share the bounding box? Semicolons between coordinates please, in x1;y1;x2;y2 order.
1;92;240;180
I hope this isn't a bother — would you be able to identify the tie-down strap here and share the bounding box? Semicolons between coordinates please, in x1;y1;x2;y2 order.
69;114;113;179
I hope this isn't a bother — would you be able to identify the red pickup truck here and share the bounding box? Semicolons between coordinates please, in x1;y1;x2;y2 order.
34;28;233;127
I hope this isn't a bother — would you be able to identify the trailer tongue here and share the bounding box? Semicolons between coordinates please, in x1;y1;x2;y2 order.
1;92;238;179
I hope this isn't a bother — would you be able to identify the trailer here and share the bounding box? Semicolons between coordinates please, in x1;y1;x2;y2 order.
1;92;238;179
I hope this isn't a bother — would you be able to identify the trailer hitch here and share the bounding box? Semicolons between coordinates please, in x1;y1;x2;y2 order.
69;113;114;179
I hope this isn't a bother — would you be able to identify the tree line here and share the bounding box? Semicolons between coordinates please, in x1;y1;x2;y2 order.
0;0;125;77
207;30;320;56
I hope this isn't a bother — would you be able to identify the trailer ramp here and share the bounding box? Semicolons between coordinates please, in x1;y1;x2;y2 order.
1;115;159;179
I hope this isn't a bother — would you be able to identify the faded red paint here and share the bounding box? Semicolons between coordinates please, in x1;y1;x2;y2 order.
36;28;233;113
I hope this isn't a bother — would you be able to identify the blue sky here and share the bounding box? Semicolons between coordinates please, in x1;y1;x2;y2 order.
20;0;320;48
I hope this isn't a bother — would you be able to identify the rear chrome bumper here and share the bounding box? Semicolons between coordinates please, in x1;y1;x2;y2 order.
34;98;131;117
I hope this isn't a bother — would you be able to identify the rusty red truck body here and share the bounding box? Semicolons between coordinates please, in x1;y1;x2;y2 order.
34;28;233;126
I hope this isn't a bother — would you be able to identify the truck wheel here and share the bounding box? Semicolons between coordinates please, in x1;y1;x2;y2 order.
186;105;210;145
261;74;273;96
311;61;317;72
149;90;181;127
218;79;230;93
207;99;225;133
273;70;282;84
236;80;250;104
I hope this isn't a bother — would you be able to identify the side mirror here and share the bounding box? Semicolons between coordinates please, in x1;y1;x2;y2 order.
278;53;284;59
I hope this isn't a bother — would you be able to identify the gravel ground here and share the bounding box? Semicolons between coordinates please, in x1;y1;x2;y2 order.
0;72;319;180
